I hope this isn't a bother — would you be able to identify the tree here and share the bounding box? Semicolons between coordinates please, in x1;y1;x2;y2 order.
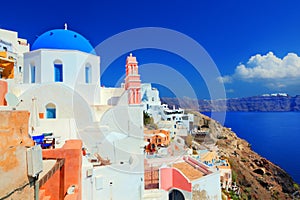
143;111;153;125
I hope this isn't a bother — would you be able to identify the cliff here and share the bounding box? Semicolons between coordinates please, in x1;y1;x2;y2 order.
190;111;299;199
161;95;300;112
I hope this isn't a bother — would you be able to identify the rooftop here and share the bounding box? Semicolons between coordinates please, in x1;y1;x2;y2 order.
173;161;204;181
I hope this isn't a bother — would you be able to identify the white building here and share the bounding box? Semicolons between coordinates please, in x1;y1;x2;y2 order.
141;84;194;136
160;104;194;137
0;28;29;83
141;83;162;123
141;83;161;110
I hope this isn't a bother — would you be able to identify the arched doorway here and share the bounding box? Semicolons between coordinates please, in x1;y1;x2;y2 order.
169;189;185;200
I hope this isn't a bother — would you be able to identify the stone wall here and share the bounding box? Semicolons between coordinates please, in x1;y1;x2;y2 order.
0;110;34;199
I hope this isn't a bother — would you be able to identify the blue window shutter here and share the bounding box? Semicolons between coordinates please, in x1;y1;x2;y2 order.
31;66;36;83
54;64;63;82
46;108;56;118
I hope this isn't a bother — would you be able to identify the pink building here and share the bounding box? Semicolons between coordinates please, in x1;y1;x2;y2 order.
160;156;221;200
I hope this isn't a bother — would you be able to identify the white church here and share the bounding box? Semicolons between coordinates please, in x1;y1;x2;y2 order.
0;26;145;200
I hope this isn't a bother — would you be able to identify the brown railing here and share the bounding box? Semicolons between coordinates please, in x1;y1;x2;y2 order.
144;167;159;189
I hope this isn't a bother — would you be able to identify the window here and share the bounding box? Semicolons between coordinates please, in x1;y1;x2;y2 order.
18;66;22;73
85;64;91;83
182;116;188;120
30;65;36;83
54;60;63;82
46;103;56;119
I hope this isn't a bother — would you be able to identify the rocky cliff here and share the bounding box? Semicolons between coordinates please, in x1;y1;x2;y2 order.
162;95;300;112
191;111;299;199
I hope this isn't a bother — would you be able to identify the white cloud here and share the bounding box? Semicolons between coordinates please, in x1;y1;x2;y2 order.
234;52;300;80
217;75;232;83
221;52;300;90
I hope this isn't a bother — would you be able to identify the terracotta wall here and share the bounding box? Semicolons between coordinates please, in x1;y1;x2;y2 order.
0;111;34;199
42;140;82;200
0;80;8;106
160;167;192;192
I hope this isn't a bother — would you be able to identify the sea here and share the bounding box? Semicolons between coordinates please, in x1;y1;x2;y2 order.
203;111;300;184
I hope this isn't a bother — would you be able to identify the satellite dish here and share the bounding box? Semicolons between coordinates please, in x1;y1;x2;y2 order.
5;93;19;107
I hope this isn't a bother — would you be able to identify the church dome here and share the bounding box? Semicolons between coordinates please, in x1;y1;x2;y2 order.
31;29;96;55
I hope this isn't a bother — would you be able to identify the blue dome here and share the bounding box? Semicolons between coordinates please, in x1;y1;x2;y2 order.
31;29;96;55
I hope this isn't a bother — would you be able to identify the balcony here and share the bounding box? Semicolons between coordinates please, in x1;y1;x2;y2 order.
0;51;15;79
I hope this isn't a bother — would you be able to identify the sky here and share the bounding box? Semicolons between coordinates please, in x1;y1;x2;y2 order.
1;0;300;99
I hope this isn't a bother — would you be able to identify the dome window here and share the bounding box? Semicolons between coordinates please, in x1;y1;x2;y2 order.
85;64;91;83
54;60;63;82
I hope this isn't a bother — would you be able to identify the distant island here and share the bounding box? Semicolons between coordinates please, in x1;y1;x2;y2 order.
161;93;300;112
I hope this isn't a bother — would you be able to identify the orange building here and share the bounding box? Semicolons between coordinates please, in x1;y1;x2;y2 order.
144;129;170;147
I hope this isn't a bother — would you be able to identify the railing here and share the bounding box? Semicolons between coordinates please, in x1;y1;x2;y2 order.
0;51;17;61
144;166;159;189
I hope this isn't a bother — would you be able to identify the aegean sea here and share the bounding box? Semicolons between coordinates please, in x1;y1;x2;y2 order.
204;111;300;184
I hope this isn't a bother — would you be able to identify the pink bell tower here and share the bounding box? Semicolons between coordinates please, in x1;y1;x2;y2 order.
125;53;141;105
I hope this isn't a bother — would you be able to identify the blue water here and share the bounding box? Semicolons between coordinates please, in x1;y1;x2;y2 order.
203;112;300;184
